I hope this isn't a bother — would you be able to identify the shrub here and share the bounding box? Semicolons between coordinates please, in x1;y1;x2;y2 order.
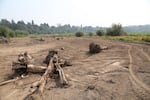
0;26;9;37
9;30;16;37
96;30;104;36
88;32;93;36
142;37;150;42
75;31;84;37
15;30;29;37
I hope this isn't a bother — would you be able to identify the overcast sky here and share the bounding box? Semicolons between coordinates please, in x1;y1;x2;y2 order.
0;0;150;27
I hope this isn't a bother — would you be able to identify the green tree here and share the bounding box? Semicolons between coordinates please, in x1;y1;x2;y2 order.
106;23;126;36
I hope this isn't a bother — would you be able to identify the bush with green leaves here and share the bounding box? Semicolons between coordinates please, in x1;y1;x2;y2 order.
15;30;29;37
96;30;104;36
106;24;126;36
0;25;10;37
9;30;16;37
75;31;84;37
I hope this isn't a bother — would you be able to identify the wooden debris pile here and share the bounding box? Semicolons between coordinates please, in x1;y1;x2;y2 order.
0;49;72;98
12;49;71;74
24;49;69;98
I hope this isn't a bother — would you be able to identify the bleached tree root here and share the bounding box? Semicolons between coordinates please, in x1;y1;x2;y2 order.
0;76;28;86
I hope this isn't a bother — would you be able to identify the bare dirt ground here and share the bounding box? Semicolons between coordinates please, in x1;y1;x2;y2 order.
0;37;150;100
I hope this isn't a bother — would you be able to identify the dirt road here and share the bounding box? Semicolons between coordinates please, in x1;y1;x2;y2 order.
0;37;150;100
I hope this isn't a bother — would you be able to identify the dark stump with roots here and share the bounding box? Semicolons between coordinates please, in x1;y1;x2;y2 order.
89;42;101;54
43;49;58;65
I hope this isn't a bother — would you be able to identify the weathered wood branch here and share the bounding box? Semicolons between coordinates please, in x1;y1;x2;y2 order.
54;54;68;85
0;76;28;86
55;63;68;85
0;78;21;86
30;57;54;93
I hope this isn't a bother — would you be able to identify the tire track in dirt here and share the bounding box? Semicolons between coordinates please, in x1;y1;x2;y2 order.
127;45;150;92
141;48;150;61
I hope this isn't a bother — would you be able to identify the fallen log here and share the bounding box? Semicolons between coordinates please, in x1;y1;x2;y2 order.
12;62;47;74
27;64;47;73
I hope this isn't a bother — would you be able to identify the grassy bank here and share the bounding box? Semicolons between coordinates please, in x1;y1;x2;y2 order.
102;35;150;43
29;33;74;38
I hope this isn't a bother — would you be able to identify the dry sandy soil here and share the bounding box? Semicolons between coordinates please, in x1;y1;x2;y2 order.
0;37;150;100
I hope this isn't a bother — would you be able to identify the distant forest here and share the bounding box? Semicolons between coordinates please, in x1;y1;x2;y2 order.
0;19;150;34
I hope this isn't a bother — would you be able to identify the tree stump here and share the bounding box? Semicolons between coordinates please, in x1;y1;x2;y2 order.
89;42;101;54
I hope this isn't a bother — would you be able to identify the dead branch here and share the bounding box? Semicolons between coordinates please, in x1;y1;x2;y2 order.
30;57;54;94
0;76;28;86
0;78;21;86
54;54;68;85
55;63;68;85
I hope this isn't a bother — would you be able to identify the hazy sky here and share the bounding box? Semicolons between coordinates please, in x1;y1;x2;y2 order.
0;0;150;26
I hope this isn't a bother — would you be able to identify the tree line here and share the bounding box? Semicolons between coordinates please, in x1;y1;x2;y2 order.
0;19;101;35
0;19;135;37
